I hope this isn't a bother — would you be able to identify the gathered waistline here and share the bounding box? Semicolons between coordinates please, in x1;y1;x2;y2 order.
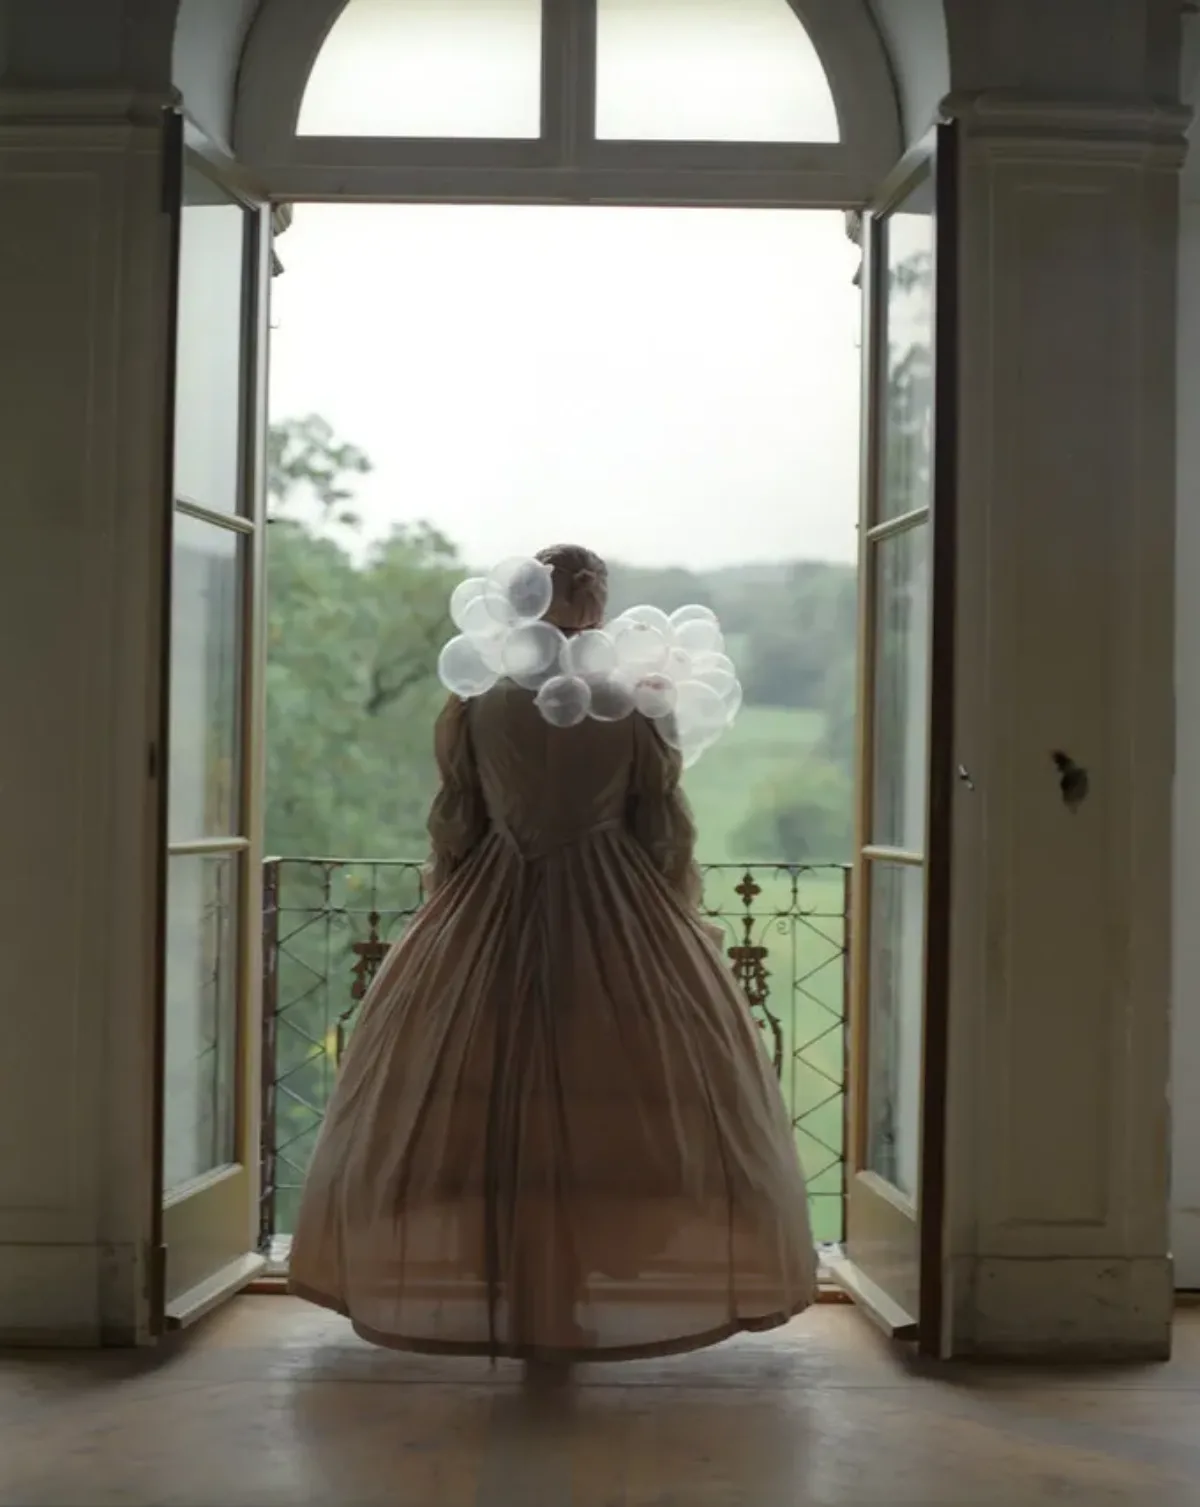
489;817;623;860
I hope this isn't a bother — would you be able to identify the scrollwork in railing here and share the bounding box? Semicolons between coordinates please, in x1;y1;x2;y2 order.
337;912;390;1062
721;870;784;1074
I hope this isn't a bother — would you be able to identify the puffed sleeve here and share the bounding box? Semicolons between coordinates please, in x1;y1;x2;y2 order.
423;696;488;897
627;715;703;908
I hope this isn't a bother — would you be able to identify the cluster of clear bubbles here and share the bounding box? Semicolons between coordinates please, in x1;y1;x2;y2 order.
437;557;742;768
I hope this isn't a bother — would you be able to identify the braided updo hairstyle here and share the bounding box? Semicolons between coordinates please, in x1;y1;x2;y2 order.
535;543;609;632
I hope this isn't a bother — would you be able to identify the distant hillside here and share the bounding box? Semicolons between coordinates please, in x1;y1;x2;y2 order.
607;558;854;618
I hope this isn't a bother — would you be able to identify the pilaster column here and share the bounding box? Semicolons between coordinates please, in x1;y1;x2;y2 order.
1172;131;1200;1292
0;90;175;1343
941;92;1187;1359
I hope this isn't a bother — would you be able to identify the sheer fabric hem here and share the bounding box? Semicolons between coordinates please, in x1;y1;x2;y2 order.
287;1276;812;1364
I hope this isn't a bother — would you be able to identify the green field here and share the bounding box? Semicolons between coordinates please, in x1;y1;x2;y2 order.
683;703;826;861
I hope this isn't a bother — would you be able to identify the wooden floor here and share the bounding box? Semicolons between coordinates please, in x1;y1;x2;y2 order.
2;1299;1200;1506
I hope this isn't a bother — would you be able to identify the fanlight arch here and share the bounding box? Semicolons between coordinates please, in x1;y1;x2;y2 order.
234;0;902;205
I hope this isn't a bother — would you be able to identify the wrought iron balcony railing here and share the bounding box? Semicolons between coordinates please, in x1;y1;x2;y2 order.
259;858;851;1258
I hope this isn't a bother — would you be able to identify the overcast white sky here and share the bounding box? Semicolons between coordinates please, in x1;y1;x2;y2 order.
269;204;862;573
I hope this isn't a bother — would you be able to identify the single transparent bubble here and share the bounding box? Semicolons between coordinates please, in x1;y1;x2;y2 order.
674;679;729;734
511;659;559;691
535;674;592;728
653;672;732;766
612;619;671;675
500;620;563;678
489;556;553;623
656;715;715;769
656;712;692;748
656;713;682;750
634;673;677;719
438;635;500;699
563;623;618;678
666;646;694;681
450;576;491;631
670;603;719;631
561;629;617;678
675;617;725;658
620;603;674;637
691;650;735;677
724;679;744;721
681;729;719;770
459;591;509;640
475;629;508;673
694;666;738;702
588;673;637;722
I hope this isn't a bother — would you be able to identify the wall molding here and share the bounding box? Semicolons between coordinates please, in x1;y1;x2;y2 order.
0;88;176;127
943;89;1192;165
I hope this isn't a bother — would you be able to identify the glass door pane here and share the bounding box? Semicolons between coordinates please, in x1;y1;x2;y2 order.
164;853;240;1191
876;176;935;524
871;526;929;852
859;172;935;1227
168;513;244;842
159;156;269;1326
865;860;925;1196
174;168;251;516
830;126;957;1353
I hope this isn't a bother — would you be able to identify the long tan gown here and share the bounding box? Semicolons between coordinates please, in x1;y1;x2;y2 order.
289;684;817;1361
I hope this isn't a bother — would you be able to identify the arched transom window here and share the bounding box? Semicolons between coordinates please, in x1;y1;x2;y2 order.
235;0;900;205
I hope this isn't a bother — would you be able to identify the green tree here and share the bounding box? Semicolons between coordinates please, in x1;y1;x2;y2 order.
268;413;372;525
265;418;464;1233
734;561;857;734
265;421;460;862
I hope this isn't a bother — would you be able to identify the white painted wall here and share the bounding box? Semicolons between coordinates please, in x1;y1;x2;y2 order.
867;0;949;145
172;0;260;152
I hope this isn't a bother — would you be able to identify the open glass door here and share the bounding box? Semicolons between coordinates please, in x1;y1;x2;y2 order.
826;125;957;1354
155;130;272;1327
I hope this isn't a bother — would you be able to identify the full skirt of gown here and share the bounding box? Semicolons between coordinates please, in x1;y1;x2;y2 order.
288;694;817;1361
